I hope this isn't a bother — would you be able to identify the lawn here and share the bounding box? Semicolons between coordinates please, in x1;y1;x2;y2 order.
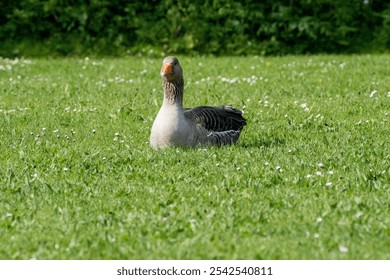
0;54;389;259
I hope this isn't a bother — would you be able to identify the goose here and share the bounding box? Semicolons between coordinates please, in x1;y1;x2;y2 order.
150;56;246;149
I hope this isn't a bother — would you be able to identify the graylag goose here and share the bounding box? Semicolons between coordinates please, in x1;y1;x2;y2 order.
150;56;246;149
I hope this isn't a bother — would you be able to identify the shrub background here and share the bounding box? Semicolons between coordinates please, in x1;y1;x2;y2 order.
1;0;389;56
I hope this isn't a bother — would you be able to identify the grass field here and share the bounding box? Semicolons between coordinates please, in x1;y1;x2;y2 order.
0;54;389;259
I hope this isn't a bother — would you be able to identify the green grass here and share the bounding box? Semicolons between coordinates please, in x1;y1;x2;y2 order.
0;55;389;259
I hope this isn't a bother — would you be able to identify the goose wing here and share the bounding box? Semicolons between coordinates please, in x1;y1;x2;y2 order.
183;105;246;132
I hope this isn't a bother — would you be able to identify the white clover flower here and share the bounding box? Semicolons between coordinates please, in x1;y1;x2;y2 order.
300;103;310;111
328;170;334;175
369;90;377;98
325;182;332;187
316;217;323;223
339;245;348;253
355;211;363;218
317;163;325;168
305;174;313;178
316;171;322;176
63;167;68;172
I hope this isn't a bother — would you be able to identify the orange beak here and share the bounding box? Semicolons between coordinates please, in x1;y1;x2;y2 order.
161;63;173;75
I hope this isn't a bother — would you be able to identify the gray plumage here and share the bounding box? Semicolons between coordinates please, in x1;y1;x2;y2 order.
150;56;246;149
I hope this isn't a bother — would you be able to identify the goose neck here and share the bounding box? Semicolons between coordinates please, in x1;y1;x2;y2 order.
163;78;184;106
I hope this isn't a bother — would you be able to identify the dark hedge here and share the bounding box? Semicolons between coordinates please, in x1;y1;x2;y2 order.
1;0;389;56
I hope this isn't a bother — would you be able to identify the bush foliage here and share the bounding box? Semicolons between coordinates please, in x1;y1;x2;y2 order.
1;0;389;56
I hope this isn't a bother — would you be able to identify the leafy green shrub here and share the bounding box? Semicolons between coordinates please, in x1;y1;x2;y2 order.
0;0;389;56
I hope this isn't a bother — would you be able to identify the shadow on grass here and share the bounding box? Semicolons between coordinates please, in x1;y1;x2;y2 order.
240;137;286;148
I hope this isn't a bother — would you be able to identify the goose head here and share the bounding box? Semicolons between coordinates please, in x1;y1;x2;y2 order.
161;56;183;82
